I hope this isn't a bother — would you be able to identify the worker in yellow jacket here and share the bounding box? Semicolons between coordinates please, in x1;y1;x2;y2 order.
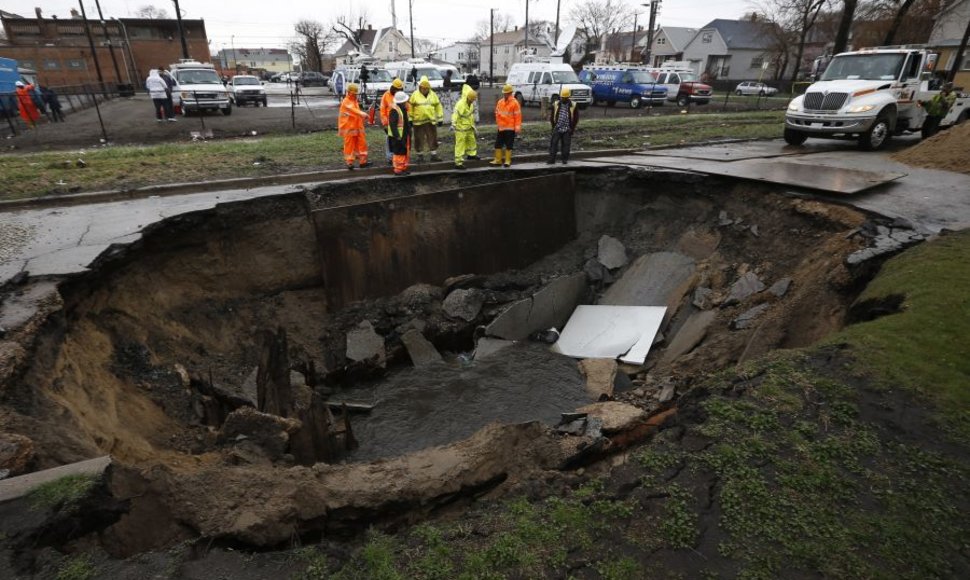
409;76;444;162
451;86;479;170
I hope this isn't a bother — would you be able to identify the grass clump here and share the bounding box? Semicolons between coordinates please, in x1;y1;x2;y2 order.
27;474;98;512
55;554;95;580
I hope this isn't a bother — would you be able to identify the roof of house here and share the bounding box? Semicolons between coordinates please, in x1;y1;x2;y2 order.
334;27;408;57
481;29;544;46
658;26;698;51
696;19;776;50
604;30;649;48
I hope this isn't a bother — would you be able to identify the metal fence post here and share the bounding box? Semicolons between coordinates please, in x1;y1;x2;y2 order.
0;94;18;136
195;91;206;133
88;85;110;143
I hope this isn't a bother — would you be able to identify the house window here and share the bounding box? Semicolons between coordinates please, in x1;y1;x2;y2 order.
44;59;60;70
505;46;510;54
66;59;86;70
657;37;666;45
702;32;713;44
750;56;764;69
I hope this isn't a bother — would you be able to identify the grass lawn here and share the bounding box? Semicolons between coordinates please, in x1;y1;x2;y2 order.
0;110;785;201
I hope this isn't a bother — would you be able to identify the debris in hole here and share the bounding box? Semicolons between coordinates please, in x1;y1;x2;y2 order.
486;273;586;340
768;277;793;298
256;327;293;417
599;252;696;307
730;303;771;330
217;407;301;462
442;288;484;321
530;327;561;344
583;258;613;284
473;337;514;360
692;286;714;310
400;328;443;367
597;235;628;269
657;379;677;403
553;305;666;364
0;432;35;476
662;310;717;363
578;358;617;400
345;320;386;366
724;271;766;306
577;401;647;433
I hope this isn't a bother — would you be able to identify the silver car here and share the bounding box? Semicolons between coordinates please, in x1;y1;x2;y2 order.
735;81;779;96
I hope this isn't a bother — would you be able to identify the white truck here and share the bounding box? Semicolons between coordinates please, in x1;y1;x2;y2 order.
507;58;593;109
169;60;232;116
784;46;969;150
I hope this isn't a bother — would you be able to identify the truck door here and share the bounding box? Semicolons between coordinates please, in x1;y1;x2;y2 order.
620;73;633;99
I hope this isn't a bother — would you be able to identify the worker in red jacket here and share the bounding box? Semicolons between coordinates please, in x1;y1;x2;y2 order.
15;81;41;128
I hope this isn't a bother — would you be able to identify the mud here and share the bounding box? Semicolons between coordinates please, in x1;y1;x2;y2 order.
0;165;902;568
891;120;970;174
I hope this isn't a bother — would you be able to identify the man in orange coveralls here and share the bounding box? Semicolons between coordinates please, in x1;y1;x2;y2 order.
338;83;371;170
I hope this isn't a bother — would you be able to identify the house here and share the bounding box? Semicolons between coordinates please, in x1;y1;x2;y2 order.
647;26;697;67
0;8;211;86
434;41;479;73
928;0;970;88
597;29;649;64
681;19;780;81
479;28;551;78
333;24;412;65
213;48;290;74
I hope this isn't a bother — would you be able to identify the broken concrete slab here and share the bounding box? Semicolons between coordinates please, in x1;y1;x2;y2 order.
473;337;514;360
661;310;717;363
730;303;770;330
345;321;385;365
599;252;696;308
724;272;766;306
576;401;647;433
486;274;587;341
768;277;793;298
401;329;443;368
676;228;721;260
597;235;628;269
578;359;618;400
218;407;301;461
658;382;676;403
0;456;111;503
442;288;485;322
583;258;613;284
552;305;666;365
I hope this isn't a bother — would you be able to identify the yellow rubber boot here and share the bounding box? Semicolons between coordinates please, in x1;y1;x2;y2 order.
489;148;503;166
504;149;512;167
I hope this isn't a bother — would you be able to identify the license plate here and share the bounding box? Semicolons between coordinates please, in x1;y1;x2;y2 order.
811;122;823;128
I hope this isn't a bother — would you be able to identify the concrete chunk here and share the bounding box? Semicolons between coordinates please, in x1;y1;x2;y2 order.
0;456;111;503
597;235;628;269
401;329;443;368
346;321;385;364
724;272;765;305
576;401;647;433
474;337;514;360
486;274;587;341
578;359;618;400
599;252;696;307
768;277;793;298
662;310;717;363
485;298;532;340
442;288;484;322
730;303;770;330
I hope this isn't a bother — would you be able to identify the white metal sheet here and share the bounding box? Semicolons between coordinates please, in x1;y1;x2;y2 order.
551;305;666;364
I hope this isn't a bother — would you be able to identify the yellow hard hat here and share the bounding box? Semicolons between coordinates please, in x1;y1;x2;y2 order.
419;75;431;88
466;89;478;101
502;84;514;94
347;83;359;94
392;78;404;89
560;88;571;98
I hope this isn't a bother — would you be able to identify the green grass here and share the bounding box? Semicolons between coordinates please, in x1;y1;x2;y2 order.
55;554;96;580
0;110;784;201
26;473;99;512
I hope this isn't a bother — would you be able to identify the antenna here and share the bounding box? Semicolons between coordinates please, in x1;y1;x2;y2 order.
552;25;577;56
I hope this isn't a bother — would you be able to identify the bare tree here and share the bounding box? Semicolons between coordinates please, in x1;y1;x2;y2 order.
757;0;831;83
330;7;372;55
413;38;441;57
568;0;634;63
882;0;919;44
293;20;335;72
832;0;859;53
135;5;170;19
473;13;516;41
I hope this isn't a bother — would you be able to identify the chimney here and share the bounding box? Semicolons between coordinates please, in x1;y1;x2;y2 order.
368;24;373;30
70;8;81;19
35;7;43;19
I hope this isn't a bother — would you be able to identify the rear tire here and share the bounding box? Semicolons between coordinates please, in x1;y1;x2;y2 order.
735;90;743;96
677;95;690;107
783;127;808;146
858;114;891;151
223;105;233;116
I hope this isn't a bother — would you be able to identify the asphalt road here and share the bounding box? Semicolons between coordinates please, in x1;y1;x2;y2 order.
2;83;786;152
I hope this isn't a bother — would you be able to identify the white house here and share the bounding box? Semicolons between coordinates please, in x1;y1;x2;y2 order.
333;24;413;65
479;29;551;78
214;48;291;73
681;19;780;81
435;41;479;73
647;26;698;67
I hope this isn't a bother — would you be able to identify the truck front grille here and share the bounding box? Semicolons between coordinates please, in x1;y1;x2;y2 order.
804;92;848;111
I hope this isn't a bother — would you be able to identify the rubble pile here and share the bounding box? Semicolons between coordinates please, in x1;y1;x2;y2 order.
891;121;970;174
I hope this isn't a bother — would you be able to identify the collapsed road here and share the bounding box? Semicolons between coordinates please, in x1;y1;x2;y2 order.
1;139;969;575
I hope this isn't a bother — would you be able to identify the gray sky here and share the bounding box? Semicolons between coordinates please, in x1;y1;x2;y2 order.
7;0;753;52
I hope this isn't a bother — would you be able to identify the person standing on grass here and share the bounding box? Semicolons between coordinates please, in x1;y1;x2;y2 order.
388;91;413;176
409;76;444;163
14;81;40;128
339;83;372;170
490;84;521;168
145;70;171;122
922;82;957;139
547;88;579;165
451;88;479;169
381;78;405;165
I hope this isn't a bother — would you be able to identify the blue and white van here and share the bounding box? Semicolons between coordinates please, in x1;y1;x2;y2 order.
578;66;667;109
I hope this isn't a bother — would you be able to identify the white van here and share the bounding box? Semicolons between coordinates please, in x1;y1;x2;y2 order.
330;65;394;104
506;60;592;108
435;64;465;91
384;60;444;90
169;60;232;115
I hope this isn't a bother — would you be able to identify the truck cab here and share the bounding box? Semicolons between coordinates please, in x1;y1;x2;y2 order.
649;63;712;106
784;46;969;150
330;65;394;104
384;60;444;91
169;60;232;116
579;66;667;108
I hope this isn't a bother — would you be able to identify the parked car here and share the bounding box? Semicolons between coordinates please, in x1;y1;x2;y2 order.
298;71;329;86
579;66;667;108
229;75;267;107
169;60;232;116
735;81;779;96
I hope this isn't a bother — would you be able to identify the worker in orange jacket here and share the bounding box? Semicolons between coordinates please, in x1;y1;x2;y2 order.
380;78;405;165
490;84;522;168
338;83;371;170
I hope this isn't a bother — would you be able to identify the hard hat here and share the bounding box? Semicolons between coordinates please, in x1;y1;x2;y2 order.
392;78;404;89
15;80;25;87
419;75;431;88
502;84;514;94
394;91;409;104
560;88;571;98
347;83;359;94
466;89;478;101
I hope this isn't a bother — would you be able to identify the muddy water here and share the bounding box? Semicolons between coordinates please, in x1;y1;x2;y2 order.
342;343;589;462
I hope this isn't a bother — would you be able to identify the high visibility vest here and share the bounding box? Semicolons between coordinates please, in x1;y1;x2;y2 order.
409;89;443;125
386;103;406;138
495;96;522;132
380;90;396;126
338;95;365;136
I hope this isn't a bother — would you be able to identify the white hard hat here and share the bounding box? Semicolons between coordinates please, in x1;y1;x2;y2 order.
15;80;25;87
394;91;409;104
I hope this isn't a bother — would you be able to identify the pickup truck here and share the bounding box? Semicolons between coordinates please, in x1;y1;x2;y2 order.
784;46;969;150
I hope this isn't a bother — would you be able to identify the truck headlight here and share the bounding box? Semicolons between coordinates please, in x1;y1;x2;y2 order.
847;104;876;113
787;101;799;111
180;91;191;99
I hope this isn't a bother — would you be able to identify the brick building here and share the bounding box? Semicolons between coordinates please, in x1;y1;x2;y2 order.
0;8;211;87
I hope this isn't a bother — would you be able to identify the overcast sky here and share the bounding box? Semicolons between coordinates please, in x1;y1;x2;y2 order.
7;0;753;52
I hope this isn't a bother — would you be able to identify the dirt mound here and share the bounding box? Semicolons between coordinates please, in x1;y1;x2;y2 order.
891;121;970;174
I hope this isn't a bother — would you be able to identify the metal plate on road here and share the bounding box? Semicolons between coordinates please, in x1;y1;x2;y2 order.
636;140;843;161
586;155;906;194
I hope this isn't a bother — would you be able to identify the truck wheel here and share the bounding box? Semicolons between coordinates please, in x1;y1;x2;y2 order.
262;98;268;107
630;95;642;109
677;95;690;107
858;114;891;151
783;128;808;146
223;104;233;116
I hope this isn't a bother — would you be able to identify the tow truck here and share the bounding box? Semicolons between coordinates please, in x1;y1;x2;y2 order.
784;45;969;150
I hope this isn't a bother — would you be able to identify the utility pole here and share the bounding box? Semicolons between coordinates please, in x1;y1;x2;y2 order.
490;8;496;85
409;0;416;58
630;13;640;63
171;0;190;59
525;0;529;51
950;17;970;83
78;0;107;95
231;35;237;71
554;0;561;45
642;1;661;66
93;0;122;84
